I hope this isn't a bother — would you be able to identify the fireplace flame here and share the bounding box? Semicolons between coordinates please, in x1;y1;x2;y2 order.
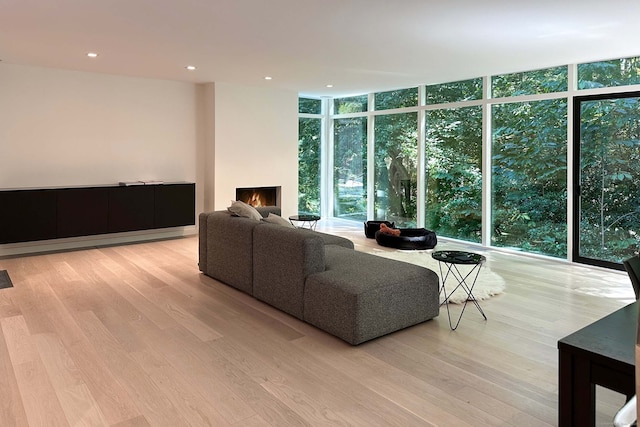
247;192;266;207
236;186;278;207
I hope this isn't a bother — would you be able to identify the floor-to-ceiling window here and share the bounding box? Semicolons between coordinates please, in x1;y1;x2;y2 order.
298;98;322;215
333;96;368;221
574;92;640;268
425;79;483;243
573;57;640;268
373;88;419;226
299;54;640;267
491;66;568;258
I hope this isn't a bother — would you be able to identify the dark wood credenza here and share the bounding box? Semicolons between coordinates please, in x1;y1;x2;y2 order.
0;182;195;244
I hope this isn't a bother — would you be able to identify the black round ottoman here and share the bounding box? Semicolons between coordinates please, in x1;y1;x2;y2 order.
375;228;437;250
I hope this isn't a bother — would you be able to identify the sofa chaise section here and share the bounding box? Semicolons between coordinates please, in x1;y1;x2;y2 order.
304;245;440;345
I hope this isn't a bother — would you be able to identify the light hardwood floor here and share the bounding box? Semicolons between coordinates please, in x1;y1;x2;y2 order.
0;221;634;426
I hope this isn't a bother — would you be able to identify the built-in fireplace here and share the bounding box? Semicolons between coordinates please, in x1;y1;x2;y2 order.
236;186;281;207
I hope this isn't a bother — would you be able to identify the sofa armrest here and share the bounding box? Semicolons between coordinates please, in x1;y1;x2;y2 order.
300;228;354;249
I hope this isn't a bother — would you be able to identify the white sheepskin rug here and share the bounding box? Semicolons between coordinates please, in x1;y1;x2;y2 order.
365;248;506;304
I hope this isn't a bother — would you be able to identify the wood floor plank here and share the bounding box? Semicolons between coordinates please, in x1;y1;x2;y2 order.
128;348;233;426
13;360;71;427
64;338;143;426
74;310;188;426
110;415;152;427
0;289;22;319
1;316;70;426
0;327;29;426
129;319;301;426
56;383;109;427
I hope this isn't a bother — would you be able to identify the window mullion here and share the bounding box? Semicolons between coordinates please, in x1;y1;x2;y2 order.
482;75;492;247
367;93;375;220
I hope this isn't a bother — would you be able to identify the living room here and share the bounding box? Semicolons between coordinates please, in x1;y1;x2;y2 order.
2;1;640;425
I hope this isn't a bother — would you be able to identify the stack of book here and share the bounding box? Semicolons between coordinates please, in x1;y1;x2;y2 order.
118;180;164;186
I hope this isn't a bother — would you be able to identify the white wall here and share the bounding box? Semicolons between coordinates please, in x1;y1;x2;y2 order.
212;82;299;217
0;64;197;188
0;65;300;255
0;64;200;255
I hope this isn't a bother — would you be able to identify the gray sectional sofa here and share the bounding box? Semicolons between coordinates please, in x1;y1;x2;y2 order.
198;207;440;344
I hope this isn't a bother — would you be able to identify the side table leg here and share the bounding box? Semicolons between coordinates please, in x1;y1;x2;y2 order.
451;263;487;321
438;261;487;330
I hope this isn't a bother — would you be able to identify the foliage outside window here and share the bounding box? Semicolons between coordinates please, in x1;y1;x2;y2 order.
578;95;640;263
302;53;640;265
426;78;483;104
492;66;568;98
298;118;321;214
334;117;367;220
491;99;568;258
578;56;640;89
374;88;418;110
425;106;482;242
374;112;418;226
334;95;368;114
299;98;322;114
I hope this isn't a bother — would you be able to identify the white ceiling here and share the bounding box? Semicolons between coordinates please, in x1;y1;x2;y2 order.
2;0;640;97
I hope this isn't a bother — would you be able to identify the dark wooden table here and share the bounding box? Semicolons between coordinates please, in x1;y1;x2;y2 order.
557;301;637;427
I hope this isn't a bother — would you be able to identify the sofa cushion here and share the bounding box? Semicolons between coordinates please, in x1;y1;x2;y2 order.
304;245;439;345
227;200;262;220
262;213;295;228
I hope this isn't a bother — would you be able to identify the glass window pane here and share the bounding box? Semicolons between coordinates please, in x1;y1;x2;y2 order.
298;118;321;215
492;66;568;97
577;95;640;263
491;99;568;258
334;95;368;114
425;106;482;242
426;78;483;104
578;56;640;89
374;88;418;110
334;117;367;220
374;112;418;226
299;98;322;114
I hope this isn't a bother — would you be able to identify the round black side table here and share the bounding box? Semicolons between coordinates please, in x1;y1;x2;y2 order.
289;214;320;230
431;250;487;330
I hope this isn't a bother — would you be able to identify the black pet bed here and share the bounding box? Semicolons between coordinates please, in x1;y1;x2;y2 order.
375;228;437;250
363;220;395;238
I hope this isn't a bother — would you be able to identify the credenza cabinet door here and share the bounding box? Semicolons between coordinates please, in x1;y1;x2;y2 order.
57;188;109;238
155;183;196;228
108;186;155;233
0;189;57;243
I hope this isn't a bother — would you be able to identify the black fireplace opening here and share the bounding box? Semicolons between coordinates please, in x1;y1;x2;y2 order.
236;186;280;207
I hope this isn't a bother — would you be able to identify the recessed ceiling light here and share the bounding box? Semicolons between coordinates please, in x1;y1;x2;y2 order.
87;52;98;58
326;84;334;88
264;76;272;80
185;65;197;71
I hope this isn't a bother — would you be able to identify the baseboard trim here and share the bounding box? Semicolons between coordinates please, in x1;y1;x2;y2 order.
0;226;197;257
